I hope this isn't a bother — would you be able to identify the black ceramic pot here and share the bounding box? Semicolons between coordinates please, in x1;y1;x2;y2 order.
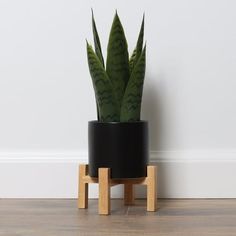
88;121;149;179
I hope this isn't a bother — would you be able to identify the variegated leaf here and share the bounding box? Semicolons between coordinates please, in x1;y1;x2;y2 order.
120;45;146;121
106;12;130;109
87;42;119;121
92;10;104;67
132;15;144;71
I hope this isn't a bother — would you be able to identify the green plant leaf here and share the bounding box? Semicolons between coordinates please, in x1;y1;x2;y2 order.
96;102;100;120
129;48;137;73
87;42;119;121
106;12;130;109
120;45;146;121
92;10;104;67
131;15;144;72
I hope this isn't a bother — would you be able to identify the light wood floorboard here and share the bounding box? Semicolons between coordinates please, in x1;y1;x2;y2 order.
1;199;236;236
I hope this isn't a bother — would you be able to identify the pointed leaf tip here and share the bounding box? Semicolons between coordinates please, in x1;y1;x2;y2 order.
114;10;120;20
91;8;94;19
91;10;104;67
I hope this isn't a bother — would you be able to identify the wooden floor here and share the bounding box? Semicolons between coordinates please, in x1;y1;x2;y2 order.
0;199;236;236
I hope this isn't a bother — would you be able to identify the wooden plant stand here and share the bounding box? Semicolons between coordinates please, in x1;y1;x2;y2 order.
78;164;157;215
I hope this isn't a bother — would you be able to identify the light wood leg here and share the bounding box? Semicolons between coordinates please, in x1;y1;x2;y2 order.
147;165;157;211
78;164;88;209
124;183;135;205
99;168;110;215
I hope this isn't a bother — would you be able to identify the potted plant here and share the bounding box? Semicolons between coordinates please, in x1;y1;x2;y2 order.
86;11;148;179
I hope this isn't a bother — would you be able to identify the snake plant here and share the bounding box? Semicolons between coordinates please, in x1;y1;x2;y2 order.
87;11;146;122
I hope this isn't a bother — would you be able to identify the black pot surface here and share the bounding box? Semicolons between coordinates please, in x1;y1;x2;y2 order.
88;121;149;178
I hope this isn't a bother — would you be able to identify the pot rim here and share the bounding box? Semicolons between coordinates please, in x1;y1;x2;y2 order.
88;120;148;125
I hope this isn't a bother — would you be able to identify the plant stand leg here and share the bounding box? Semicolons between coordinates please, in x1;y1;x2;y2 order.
78;164;88;209
124;183;135;205
99;168;111;215
147;165;157;212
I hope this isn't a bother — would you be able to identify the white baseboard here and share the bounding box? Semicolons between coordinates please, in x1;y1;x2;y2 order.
0;150;236;198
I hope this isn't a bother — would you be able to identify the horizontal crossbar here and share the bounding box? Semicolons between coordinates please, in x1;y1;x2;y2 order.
82;175;148;186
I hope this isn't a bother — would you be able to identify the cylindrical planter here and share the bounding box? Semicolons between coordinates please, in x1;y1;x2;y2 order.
88;121;149;179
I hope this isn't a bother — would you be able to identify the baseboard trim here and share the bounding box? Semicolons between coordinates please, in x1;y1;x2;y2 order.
0;150;236;198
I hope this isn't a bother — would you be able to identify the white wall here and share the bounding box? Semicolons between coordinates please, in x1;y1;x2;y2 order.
0;0;236;198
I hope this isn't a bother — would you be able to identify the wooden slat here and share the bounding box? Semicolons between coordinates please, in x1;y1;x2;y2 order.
147;165;157;211
83;175;147;186
99;168;111;215
82;175;147;185
82;176;98;183
124;183;135;205
78;164;88;209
